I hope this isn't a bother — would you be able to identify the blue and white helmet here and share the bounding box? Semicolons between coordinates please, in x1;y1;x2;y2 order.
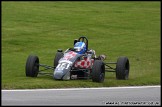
74;42;86;54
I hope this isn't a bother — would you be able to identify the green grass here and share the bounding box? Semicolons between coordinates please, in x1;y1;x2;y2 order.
2;1;160;89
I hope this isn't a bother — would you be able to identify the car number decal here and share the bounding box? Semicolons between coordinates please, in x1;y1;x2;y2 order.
56;62;70;70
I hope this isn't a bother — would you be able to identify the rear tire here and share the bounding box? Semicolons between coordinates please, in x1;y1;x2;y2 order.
92;60;105;82
116;56;129;80
54;52;63;67
26;55;39;77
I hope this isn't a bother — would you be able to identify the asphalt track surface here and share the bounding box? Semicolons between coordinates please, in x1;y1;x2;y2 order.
1;85;161;106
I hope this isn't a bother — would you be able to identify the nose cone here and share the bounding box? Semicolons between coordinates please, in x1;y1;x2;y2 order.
53;71;63;80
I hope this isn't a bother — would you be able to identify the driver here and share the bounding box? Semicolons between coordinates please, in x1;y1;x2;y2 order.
74;42;87;54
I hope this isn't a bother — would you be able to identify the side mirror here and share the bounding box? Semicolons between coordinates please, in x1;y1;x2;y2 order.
57;49;63;52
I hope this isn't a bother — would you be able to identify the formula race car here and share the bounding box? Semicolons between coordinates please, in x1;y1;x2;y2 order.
25;36;130;82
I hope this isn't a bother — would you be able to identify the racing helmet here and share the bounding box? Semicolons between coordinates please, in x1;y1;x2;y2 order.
74;42;87;54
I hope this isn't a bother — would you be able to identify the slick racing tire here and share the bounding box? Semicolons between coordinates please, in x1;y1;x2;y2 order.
116;56;130;80
54;52;63;67
92;60;105;82
26;55;39;77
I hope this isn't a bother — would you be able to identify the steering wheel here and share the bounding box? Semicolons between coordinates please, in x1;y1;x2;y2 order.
78;36;88;51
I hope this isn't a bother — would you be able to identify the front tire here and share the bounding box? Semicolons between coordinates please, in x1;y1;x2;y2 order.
54;52;63;67
92;60;105;82
116;56;130;80
25;55;39;77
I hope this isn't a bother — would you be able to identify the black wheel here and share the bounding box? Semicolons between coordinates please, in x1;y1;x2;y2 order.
25;55;39;77
116;56;130;80
92;60;105;82
54;52;63;67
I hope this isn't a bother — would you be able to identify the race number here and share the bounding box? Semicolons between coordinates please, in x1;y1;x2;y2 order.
56;62;70;70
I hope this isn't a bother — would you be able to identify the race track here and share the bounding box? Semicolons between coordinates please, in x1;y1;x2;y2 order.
1;85;161;106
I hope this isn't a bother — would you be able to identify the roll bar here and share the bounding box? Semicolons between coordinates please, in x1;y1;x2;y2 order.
78;36;88;51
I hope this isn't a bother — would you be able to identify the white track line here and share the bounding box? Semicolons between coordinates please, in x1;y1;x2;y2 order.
2;85;160;92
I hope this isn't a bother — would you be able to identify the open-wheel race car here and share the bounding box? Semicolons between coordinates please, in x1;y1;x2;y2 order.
25;36;130;82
